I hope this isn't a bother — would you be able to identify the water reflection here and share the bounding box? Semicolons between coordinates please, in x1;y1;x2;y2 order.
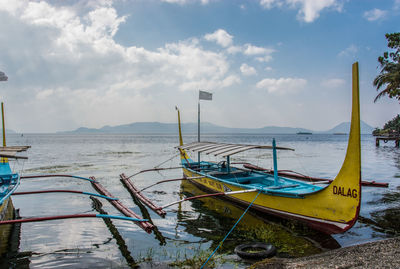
90;197;139;268
0;203;31;268
361;185;400;236
178;180;340;258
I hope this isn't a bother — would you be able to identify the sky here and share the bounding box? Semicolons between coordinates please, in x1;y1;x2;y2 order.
0;0;399;133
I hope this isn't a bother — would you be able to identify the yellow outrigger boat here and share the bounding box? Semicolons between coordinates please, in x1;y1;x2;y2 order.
175;62;361;234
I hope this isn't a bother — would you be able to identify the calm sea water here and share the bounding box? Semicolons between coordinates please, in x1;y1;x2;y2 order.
1;133;399;268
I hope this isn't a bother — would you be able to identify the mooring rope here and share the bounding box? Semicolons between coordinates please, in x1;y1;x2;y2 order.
200;190;262;269
154;153;180;168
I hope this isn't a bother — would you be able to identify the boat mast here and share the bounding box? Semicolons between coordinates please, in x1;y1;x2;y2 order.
0;72;7;164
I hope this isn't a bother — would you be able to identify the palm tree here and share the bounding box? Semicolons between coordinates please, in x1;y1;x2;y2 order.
373;33;400;103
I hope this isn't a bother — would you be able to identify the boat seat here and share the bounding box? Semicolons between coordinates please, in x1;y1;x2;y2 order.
209;170;249;177
268;184;299;190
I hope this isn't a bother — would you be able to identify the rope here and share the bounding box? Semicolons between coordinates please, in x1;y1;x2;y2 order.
200;190;261;268
154;153;180;168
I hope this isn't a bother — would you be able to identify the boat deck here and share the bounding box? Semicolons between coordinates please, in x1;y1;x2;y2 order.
185;161;324;196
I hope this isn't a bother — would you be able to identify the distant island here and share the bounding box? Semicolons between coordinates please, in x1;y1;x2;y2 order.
59;120;375;135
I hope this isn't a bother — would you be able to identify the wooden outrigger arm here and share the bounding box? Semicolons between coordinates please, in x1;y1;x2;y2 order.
91;176;154;233
120;173;167;217
19;173;153;233
120;171;203;217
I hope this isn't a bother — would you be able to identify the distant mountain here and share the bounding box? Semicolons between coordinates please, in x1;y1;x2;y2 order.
324;120;374;134
60;120;375;135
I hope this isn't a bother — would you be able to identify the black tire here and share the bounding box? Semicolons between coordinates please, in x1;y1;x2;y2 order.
234;242;276;260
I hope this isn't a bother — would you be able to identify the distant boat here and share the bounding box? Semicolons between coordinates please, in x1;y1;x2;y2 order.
296;132;312;135
334;133;347;135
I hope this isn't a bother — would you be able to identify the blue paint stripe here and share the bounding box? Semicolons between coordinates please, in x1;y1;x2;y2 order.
96;214;148;222
82;192;118;200
0;174;20;206
70;175;96;182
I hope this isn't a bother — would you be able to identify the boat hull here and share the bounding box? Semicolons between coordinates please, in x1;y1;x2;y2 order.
0;198;15;256
183;170;357;234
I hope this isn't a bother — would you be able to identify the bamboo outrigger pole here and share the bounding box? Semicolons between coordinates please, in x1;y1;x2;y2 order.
13;189;119;201
0;214;149;226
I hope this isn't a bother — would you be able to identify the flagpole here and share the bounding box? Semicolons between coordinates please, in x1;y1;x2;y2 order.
198;101;200;143
197;90;212;164
198;99;200;163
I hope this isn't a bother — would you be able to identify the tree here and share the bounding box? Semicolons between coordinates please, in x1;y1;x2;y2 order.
373;33;400;103
383;114;400;133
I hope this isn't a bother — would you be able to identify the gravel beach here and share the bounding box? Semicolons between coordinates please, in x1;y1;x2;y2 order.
252;237;400;269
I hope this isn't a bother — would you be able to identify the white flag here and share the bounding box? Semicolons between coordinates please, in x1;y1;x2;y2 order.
199;90;212;101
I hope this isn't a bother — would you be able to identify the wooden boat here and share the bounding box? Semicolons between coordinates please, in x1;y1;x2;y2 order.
176;62;361;234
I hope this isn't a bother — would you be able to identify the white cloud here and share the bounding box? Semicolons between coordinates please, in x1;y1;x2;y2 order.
240;63;257;76
395;0;400;10
243;44;275;62
161;0;211;5
256;55;273;63
259;0;283;9
0;0;242;132
338;44;358;57
256;77;307;94
204;30;276;62
204;29;233;48
244;44;274;55
259;0;343;23
226;45;242;54
363;8;387;21
321;78;345;88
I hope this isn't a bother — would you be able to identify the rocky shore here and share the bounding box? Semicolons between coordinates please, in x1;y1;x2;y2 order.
252;237;400;269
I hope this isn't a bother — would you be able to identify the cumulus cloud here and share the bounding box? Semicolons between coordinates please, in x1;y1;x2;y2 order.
0;0;242;132
259;0;343;23
256;77;307;94
204;29;233;48
396;0;400;10
321;78;345;88
338;44;358;57
161;0;211;5
204;29;276;62
240;63;257;76
363;8;387;21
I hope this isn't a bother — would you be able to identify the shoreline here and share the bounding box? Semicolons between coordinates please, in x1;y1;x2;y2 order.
252;237;400;269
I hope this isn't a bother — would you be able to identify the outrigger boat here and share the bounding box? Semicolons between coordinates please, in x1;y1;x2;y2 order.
175;62;362;234
121;62;387;234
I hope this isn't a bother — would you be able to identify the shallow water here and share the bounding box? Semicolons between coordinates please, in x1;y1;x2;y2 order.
1;133;399;268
